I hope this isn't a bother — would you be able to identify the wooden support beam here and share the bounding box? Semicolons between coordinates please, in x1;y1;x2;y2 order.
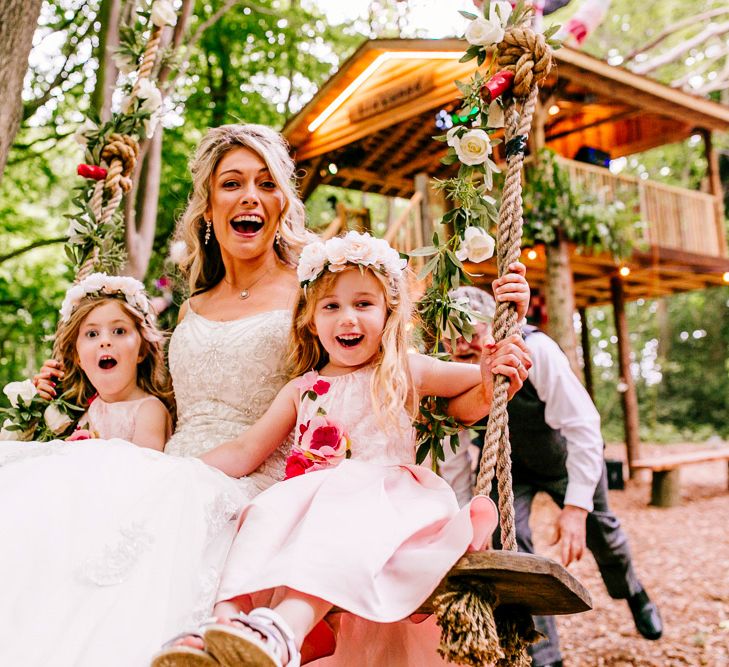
336;167;413;197
579;307;594;400
700;128;728;257
414;172;434;246
610;275;642;475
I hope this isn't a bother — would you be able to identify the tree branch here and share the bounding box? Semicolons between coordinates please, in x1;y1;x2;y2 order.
631;21;729;76
624;7;729;63
0;237;67;265
672;45;729;88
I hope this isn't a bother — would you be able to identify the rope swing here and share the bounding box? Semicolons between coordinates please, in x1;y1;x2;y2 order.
74;14;171;281
434;12;557;667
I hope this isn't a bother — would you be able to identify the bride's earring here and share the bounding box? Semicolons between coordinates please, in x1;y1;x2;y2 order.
274;229;281;247
204;218;212;245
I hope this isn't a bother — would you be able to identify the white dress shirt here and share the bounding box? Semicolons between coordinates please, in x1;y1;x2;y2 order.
526;331;604;511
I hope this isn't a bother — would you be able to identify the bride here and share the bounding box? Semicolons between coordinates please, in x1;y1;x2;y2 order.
0;124;314;667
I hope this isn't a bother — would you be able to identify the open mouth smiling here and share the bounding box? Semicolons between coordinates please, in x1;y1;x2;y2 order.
230;214;264;235
98;355;118;370
336;334;364;348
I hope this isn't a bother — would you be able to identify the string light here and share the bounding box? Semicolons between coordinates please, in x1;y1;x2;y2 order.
723;272;729;283
619;265;631;277
548;104;560;116
526;249;537;260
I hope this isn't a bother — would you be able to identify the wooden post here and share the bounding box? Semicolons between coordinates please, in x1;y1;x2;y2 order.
650;469;681;507
414;172;434;243
610;275;641;475
579;306;594;400
700;128;728;256
545;238;581;378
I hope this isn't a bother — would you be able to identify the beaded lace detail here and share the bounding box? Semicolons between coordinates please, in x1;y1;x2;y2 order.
165;308;293;494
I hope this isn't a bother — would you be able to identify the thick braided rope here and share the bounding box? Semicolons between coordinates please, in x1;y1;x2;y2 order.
132;25;163;97
474;26;551;552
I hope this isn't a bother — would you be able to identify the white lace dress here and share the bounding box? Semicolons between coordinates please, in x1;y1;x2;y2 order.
0;308;292;667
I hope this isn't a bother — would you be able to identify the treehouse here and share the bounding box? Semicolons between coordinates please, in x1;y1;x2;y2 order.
283;37;729;468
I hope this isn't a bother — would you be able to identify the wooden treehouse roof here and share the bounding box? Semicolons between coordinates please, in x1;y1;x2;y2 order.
284;38;729;198
284;38;729;305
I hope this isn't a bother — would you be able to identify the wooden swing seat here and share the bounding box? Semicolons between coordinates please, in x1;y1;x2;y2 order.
419;550;592;616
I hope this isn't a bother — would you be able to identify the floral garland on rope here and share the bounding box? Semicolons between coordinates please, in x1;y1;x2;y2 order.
0;1;178;442
414;0;559;470
67;0;178;278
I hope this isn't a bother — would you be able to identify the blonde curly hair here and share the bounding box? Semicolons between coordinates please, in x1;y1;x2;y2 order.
174;124;316;294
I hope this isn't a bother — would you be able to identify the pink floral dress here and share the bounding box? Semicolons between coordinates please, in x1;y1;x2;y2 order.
216;367;498;666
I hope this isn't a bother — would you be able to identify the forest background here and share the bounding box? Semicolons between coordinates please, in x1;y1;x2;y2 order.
1;0;728;443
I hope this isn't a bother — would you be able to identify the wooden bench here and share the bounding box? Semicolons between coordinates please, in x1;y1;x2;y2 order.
631;447;729;507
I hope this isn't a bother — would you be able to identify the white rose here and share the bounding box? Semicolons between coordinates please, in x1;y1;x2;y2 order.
0;418;18;440
455;226;496;264
112;51;137;75
143;112;161;139
151;0;177;27
135;78;163;113
465;17;505;47
488;100;505;129
3;380;38;408
343;231;378;266
66;219;87;245
297;242;328;283
73;118;97;147
325;237;348;272
44;403;74;435
168;240;188;265
453;129;492;166
490;1;512;27
446;126;462;148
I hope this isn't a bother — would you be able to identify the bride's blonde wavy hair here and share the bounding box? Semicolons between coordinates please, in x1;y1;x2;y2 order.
287;266;414;430
175;124;316;294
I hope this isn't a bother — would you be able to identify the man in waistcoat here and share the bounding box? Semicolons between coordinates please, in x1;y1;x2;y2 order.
441;286;662;667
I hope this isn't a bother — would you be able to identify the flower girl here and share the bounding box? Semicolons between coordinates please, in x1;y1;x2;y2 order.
44;273;172;447
154;232;531;667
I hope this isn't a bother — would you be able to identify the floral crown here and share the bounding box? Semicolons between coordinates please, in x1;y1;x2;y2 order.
60;273;158;339
297;231;408;288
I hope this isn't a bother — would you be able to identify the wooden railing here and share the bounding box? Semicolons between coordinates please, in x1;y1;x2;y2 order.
559;156;727;258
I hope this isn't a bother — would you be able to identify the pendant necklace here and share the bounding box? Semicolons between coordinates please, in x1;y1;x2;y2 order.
224;267;273;300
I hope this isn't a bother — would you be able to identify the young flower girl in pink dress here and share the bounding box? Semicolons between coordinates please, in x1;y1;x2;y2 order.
153;232;531;667
42;272;172;447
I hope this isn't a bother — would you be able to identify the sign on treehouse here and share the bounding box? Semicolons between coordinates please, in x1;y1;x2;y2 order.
349;72;435;123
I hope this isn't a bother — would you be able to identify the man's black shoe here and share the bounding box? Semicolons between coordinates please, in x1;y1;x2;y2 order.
627;588;663;640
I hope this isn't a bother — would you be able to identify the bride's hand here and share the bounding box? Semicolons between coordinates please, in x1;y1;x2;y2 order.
33;359;65;400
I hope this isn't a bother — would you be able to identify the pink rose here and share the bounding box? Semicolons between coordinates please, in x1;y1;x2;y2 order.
299;416;350;462
67;428;94;441
294;370;330;399
284;449;315;479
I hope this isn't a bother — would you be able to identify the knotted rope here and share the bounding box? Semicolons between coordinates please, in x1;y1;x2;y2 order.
436;19;553;667
75;24;163;281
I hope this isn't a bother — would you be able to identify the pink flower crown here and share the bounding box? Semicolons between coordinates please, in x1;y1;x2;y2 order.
297;231;408;287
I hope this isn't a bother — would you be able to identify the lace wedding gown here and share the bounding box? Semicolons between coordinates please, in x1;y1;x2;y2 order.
0;308;292;667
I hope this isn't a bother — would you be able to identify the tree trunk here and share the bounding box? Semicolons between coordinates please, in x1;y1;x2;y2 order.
0;0;44;184
545;239;581;377
123;130;163;279
91;0;122;121
122;0;194;279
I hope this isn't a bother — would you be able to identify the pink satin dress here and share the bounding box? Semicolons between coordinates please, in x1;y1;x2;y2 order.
216;367;498;665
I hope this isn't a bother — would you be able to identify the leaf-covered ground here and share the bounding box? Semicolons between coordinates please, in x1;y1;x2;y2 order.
530;442;729;667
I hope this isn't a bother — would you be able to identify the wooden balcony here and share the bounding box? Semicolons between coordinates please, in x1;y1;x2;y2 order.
559;157;727;259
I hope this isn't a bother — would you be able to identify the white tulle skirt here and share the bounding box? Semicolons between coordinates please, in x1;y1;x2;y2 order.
0;439;247;667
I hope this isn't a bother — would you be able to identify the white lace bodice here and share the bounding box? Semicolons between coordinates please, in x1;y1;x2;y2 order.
165;307;293;493
296;367;415;466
